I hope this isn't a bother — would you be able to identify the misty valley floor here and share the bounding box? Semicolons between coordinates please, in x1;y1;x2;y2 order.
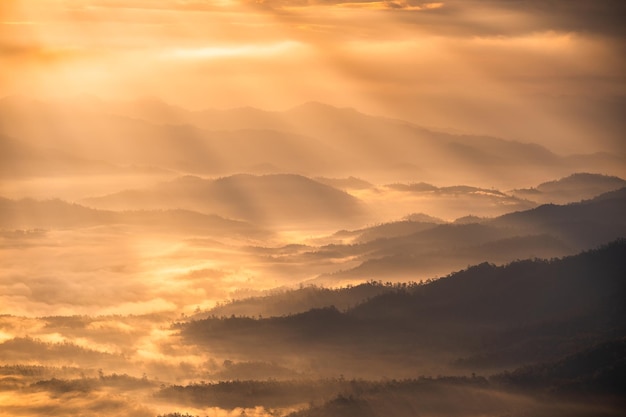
1;239;624;416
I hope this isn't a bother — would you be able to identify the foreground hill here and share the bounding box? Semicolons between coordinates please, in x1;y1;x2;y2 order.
180;240;626;377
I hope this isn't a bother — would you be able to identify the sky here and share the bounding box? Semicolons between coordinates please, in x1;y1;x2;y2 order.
1;0;625;152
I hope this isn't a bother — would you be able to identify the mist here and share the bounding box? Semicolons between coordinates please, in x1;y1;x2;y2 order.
2;0;626;416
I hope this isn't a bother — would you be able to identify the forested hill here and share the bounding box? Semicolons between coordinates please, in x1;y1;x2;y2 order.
180;240;626;375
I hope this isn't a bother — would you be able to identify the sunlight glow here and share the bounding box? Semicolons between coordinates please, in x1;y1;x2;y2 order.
164;41;305;60
334;1;444;11
0;0;624;414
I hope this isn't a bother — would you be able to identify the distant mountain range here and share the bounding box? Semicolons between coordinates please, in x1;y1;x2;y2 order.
4;180;624;286
203;183;626;313
0;197;268;238
264;186;626;284
2;96;623;184
82;174;369;228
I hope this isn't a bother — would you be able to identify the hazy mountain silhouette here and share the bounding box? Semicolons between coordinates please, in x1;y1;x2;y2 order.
384;181;538;218
350;219;445;244
313;176;373;190
0;197;267;237
0;134;156;178
3;96;623;183
83;174;369;228
491;187;626;249
305;187;626;282
303;224;570;285
511;172;626;204
0;97;341;176
179;101;619;183
324;234;573;284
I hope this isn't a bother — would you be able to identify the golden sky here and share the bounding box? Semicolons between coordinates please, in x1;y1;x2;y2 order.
1;0;625;152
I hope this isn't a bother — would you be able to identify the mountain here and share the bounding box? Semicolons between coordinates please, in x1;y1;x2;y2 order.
180;240;626;377
3;96;623;184
491;187;626;249
0;97;341;177
198;282;398;319
492;337;626;397
511;173;626;204
384;182;538;219
304;187;626;283
313;176;373;190
137;100;626;182
322;234;573;284
350;219;446;244
0;134;131;178
187;102;610;184
82;174;369;228
0;197;267;237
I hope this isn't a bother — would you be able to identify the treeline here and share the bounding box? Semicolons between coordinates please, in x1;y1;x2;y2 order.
155;376;489;410
199;281;423;319
156;378;348;409
179;240;626;375
156;364;626;417
492;337;626;397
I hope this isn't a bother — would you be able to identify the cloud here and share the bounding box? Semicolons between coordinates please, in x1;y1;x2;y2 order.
243;0;626;41
0;0;623;164
458;0;626;37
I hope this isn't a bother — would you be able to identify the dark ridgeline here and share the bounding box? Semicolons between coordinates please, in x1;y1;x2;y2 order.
165;240;625;416
180;239;626;374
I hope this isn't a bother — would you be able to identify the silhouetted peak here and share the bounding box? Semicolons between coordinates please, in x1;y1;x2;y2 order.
538;172;626;191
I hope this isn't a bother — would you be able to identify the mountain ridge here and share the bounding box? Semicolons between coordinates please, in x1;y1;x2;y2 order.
3;95;623;184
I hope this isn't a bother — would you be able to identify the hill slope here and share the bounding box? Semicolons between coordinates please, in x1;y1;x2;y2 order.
512;173;626;204
180;240;626;376
83;174;369;228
